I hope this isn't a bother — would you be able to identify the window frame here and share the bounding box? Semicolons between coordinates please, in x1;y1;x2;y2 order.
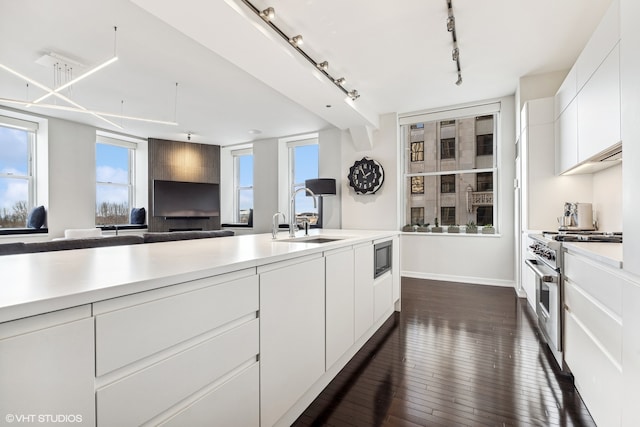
287;138;319;226
232;148;253;224
400;102;500;233
95;136;136;226
0;116;38;230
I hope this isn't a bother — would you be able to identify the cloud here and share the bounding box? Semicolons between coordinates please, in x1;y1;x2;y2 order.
0;179;28;211
96;166;128;184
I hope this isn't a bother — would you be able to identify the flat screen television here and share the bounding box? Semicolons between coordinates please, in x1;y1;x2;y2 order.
153;180;220;218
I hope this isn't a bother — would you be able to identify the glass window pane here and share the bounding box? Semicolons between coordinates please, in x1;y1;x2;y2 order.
0;177;28;228
238;188;253;224
96;183;129;225
96;143;129;185
0;126;29;176
294;144;318;185
238;155;253;188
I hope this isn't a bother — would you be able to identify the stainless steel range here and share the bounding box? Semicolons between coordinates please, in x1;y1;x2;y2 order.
526;234;563;367
526;231;622;369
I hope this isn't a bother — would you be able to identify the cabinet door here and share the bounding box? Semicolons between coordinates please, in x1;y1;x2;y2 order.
374;273;393;322
325;248;355;370
0;307;95;426
577;44;621;163
259;256;325;427
354;244;374;340
622;280;640;426
555;99;578;174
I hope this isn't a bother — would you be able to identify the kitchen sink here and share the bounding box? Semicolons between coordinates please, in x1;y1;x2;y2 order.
274;236;346;244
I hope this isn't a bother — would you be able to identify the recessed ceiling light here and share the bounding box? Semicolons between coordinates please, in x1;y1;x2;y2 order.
248;129;262;134
326;105;332;108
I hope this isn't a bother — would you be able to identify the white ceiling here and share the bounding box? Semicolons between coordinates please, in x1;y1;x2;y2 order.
0;0;612;146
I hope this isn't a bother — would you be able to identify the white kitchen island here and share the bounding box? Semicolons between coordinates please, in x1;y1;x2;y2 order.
0;229;400;427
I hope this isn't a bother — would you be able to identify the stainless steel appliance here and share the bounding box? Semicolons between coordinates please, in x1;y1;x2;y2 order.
374;240;392;278
526;231;622;368
526;234;563;367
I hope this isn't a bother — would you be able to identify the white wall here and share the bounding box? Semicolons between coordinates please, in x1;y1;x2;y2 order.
593;163;623;231
401;97;517;287
253;138;280;233
341;113;399;230
318;128;342;229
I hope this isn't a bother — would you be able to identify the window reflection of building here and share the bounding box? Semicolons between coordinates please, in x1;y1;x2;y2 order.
441;207;456;225
440;138;455;159
411;207;424;225
411;141;424;162
440;175;455;193
411;176;424;194
477;172;493;192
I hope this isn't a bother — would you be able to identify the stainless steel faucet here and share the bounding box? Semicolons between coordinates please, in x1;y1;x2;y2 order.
272;212;285;239
289;187;317;237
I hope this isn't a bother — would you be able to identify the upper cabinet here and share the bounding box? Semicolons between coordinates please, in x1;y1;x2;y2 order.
555;0;621;175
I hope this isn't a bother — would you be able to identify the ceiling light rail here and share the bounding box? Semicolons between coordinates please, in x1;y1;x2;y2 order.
239;0;360;100
447;0;463;86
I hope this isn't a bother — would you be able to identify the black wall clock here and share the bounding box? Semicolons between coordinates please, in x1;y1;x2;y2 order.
347;157;385;194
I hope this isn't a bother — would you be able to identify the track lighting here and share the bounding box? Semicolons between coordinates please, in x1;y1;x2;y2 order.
447;0;462;86
187;132;191;141
259;7;275;21
240;1;360;101
289;35;303;46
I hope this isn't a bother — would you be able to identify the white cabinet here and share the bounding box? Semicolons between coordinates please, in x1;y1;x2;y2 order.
622;280;640;426
374;272;393;322
354;243;374;340
325;247;355;370
563;250;624;427
577;44;621;163
555;65;577;119
259;255;325;427
93;270;259;427
555;99;578;175
575;0;620;91
0;306;95;426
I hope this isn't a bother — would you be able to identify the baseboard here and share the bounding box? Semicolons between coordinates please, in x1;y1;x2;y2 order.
401;270;515;288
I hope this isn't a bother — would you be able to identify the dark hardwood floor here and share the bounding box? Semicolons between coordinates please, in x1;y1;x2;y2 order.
294;278;596;427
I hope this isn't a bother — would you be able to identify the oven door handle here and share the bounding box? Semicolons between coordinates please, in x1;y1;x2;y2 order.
525;259;557;283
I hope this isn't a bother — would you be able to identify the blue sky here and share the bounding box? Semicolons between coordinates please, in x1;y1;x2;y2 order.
0;126;28;211
96;143;129;208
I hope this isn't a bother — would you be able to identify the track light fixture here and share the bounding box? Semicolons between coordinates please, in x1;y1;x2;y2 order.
317;61;329;71
259;7;275;21
446;0;462;86
289;35;303;46
240;0;360;101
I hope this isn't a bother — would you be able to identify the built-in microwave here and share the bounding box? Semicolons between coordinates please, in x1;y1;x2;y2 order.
374;240;392;278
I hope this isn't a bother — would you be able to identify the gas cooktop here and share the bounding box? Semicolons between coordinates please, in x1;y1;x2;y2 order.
542;231;622;243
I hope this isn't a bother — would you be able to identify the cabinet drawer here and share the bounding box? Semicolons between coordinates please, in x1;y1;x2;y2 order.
159;363;259;427
564;278;622;365
96;319;259;427
95;273;258;376
564;310;621;427
374;273;393;322
563;251;622;316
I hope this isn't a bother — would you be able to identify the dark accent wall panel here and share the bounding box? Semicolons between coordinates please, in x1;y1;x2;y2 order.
148;138;221;232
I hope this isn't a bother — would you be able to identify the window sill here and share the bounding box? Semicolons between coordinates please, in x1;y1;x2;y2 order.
222;223;252;228
98;225;148;231
401;231;500;237
0;228;49;236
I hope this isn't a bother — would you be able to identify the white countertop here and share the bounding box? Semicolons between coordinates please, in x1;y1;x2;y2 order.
562;241;623;269
0;229;398;323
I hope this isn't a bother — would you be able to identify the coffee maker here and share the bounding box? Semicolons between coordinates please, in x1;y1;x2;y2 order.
559;202;594;230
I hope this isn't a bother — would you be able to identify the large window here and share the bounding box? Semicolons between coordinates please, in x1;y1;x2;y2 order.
402;105;498;230
95;137;135;225
289;139;318;225
233;149;253;224
0;118;36;229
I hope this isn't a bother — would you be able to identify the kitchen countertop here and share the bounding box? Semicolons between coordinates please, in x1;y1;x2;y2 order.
0;229;398;323
562;241;623;269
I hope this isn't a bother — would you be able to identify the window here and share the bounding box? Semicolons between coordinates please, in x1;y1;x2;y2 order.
440;175;455;193
96;137;135;225
441;207;456;225
440;138;455;159
0;118;36;229
410;141;424;162
233;149;253;224
289;140;318;225
411;176;424;194
477;172;493;192
402;105;498;231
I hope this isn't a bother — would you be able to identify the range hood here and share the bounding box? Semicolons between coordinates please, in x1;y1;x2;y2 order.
562;142;622;175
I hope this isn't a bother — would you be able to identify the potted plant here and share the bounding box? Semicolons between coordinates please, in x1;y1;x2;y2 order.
465;221;478;234
402;224;414;232
447;224;460;233
417;223;430;232
482;224;495;234
431;218;442;233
